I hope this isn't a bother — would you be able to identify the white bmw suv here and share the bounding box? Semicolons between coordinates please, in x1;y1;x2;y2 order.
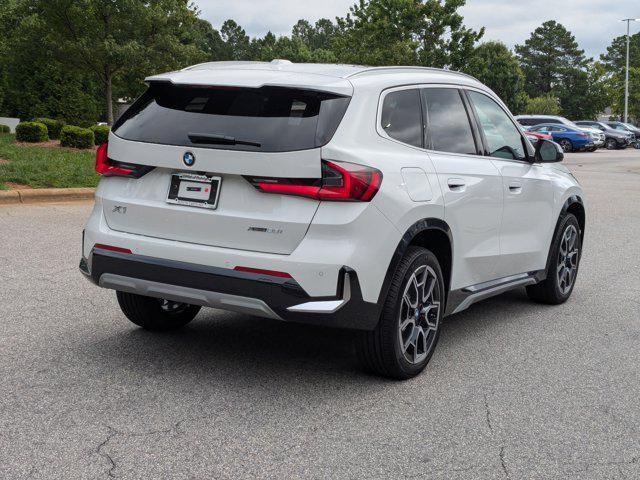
80;60;584;379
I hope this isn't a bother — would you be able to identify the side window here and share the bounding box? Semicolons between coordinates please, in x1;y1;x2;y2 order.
467;91;527;161
421;88;477;155
381;89;423;148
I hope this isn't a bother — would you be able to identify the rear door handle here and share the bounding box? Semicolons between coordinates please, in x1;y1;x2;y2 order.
447;178;466;192
508;182;523;194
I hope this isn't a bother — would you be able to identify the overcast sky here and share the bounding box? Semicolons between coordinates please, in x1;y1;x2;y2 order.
197;0;640;58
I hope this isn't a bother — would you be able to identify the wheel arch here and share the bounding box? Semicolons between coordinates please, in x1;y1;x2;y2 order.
377;218;453;309
563;195;586;241
542;195;585;278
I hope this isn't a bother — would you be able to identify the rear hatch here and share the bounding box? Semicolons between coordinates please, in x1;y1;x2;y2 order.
103;78;352;255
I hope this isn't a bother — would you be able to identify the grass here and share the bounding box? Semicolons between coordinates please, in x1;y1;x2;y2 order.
0;134;98;189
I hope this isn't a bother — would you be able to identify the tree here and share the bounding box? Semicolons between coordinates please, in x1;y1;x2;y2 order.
36;0;206;125
523;95;561;115
601;32;640;123
465;41;527;113
220;20;251;60
0;0;101;124
515;21;588;97
332;0;483;68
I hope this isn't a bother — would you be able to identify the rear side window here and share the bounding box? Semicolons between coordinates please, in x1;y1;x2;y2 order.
113;83;350;152
381;89;423;148
422;88;477;155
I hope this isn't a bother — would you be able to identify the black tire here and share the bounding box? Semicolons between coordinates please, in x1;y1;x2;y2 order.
605;138;617;150
558;138;573;152
116;291;201;331
526;213;582;304
356;246;445;380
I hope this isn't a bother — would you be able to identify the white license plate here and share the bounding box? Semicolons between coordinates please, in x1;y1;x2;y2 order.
166;173;221;210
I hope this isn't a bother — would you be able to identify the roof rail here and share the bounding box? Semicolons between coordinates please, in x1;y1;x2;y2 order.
346;66;480;82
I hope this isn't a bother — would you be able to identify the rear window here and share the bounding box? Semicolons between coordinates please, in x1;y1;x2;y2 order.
113;83;350;152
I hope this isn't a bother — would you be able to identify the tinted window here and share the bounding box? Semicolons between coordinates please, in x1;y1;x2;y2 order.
518;118;534;126
422;88;476;155
468;92;527;161
113;82;350;152
381;89;423;148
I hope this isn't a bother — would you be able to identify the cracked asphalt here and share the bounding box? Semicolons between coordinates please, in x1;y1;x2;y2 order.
1;149;639;479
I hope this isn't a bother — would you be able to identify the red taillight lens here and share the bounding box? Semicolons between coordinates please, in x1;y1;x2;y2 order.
245;160;382;202
95;143;152;178
576;133;588;138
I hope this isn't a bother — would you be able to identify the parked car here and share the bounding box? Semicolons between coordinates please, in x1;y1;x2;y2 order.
80;61;584;379
515;115;605;149
603;121;640;148
575;121;633;149
527;123;594;152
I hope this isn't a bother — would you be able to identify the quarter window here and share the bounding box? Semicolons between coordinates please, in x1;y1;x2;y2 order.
468;91;527;161
381;89;423;148
422;88;477;155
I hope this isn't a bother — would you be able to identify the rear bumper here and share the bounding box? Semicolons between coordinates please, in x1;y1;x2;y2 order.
80;247;381;330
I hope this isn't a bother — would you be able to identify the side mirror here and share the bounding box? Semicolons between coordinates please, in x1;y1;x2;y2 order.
535;139;564;163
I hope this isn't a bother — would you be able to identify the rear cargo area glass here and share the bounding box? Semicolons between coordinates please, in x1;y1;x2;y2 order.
113;82;350;152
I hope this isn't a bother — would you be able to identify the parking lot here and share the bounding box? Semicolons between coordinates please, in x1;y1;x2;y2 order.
0;148;639;479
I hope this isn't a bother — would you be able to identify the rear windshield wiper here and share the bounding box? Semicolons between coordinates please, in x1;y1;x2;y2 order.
188;133;261;148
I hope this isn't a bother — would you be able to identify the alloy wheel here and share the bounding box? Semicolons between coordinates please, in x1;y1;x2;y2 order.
398;265;441;364
559;139;572;152
557;224;579;295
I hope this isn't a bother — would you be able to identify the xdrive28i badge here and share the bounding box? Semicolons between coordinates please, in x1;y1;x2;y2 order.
183;151;196;167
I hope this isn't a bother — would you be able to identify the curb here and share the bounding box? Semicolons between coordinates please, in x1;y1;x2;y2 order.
0;188;95;205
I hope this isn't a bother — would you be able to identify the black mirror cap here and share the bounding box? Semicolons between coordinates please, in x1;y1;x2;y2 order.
535;138;564;163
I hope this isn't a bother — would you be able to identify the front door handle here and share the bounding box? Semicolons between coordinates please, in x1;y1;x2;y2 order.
508;182;523;194
447;178;466;192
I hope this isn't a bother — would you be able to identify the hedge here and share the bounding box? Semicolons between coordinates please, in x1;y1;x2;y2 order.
16;122;48;142
0;124;10;134
60;125;94;149
90;125;111;145
36;117;65;140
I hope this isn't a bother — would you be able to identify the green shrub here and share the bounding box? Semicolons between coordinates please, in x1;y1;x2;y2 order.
60;125;94;149
36;117;65;140
0;125;10;134
90;125;111;145
15;122;48;142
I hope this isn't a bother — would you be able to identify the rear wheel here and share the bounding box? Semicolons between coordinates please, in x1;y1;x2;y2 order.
116;291;201;331
605;138;617;150
558;139;573;152
357;247;444;380
526;213;581;304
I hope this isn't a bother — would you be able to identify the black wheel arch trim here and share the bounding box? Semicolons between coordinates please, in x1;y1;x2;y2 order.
376;218;453;310
542;195;585;279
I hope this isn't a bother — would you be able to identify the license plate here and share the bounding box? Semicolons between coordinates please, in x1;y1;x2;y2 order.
167;173;221;210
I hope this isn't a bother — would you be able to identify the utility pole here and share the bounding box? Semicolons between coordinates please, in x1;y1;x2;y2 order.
621;18;639;123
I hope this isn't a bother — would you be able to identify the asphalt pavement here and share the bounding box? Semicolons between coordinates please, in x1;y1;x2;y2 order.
1;148;639;479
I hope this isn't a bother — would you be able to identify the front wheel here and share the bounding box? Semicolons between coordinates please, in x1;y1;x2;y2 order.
605;138;618;150
558;139;573;152
526;213;581;304
356;246;444;379
116;291;201;331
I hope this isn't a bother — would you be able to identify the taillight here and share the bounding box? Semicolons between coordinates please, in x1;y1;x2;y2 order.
576;133;588;138
245;160;382;202
95;143;153;178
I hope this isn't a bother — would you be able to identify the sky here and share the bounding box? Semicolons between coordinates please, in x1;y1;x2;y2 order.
196;0;640;59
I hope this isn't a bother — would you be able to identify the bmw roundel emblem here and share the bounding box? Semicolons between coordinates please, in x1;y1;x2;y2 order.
183;151;196;167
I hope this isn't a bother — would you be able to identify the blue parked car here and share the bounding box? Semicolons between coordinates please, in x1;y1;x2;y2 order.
527;123;594;152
